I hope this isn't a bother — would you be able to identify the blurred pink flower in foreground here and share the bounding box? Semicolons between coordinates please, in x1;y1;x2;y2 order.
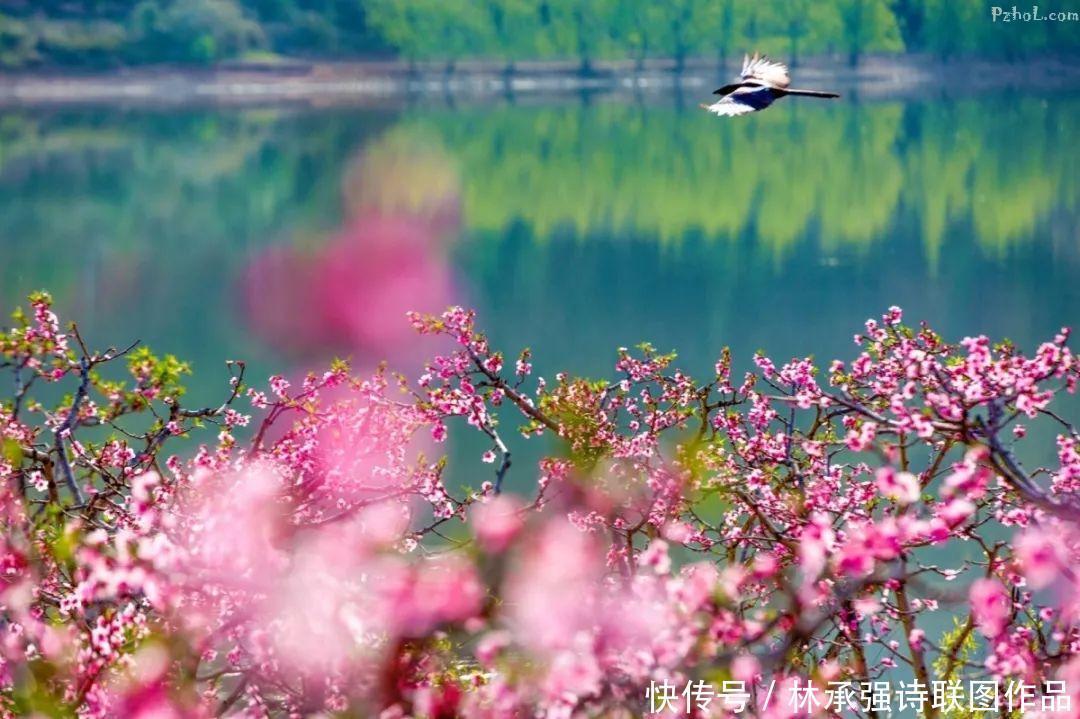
471;495;525;553
317;215;456;356
1015;527;1067;590
970;578;1012;638
241;214;456;361
241;129;462;364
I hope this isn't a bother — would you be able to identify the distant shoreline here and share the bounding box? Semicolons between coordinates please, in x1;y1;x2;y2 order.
2;55;1078;107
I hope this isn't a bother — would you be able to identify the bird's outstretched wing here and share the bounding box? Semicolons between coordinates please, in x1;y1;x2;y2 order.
702;98;758;116
740;52;790;89
702;85;776;116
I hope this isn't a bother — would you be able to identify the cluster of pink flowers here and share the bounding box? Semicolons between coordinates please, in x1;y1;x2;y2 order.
1;295;1078;718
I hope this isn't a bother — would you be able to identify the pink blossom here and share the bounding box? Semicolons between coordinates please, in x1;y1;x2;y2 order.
472;495;525;554
1015;528;1065;590
731;654;760;683
638;539;672;575
475;630;512;667
970;578;1012;638
4;295;1080;717
937;498;976;527
876;466;921;504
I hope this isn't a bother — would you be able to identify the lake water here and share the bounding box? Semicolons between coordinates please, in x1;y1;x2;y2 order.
2;88;1078;420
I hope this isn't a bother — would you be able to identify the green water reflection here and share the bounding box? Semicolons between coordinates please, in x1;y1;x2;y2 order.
1;92;1077;411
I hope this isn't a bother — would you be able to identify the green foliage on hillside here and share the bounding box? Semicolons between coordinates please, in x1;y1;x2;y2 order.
0;0;1075;70
0;0;384;67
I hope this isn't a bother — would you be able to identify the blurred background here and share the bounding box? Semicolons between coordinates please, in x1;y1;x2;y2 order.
0;0;1077;417
0;0;1077;68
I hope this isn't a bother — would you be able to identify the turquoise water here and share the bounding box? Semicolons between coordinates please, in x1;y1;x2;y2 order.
1;91;1077;414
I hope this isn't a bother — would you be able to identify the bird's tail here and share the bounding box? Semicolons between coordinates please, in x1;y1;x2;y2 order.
784;88;840;98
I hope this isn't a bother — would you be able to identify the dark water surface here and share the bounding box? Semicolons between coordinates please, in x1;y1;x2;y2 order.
2;90;1077;417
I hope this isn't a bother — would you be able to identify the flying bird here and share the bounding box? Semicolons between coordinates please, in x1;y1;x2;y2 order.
701;53;840;117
